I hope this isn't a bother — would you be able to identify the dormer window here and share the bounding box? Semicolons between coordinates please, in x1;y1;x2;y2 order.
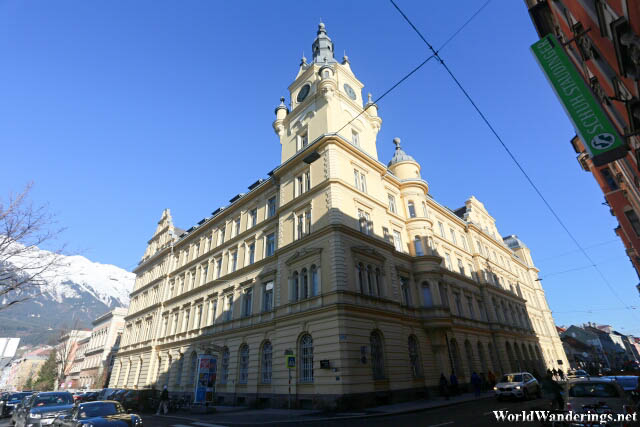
352;130;360;147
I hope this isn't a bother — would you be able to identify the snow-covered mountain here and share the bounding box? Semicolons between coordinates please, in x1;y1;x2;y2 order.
0;244;134;345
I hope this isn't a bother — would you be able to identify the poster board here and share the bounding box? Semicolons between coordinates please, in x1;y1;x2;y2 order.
194;355;217;403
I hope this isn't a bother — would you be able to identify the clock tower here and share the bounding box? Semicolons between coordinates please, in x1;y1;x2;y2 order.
273;22;382;164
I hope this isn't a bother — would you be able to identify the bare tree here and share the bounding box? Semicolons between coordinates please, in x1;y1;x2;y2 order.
0;183;65;310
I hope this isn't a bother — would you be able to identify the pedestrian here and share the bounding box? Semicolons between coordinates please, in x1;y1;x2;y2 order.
552;368;558;380
156;385;169;415
487;370;496;388
449;372;459;396
540;371;564;411
557;368;564;381
439;373;449;400
471;371;481;397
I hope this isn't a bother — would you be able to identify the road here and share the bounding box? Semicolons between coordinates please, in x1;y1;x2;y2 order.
0;398;550;427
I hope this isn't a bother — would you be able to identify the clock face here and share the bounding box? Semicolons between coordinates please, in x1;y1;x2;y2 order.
297;84;311;102
343;83;357;100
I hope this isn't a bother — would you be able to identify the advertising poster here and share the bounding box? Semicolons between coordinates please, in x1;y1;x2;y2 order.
194;355;217;403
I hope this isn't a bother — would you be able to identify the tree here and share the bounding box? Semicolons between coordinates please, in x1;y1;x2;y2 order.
0;183;65;310
24;376;33;390
34;351;57;391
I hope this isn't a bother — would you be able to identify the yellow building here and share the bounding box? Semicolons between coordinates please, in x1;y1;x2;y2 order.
109;23;568;408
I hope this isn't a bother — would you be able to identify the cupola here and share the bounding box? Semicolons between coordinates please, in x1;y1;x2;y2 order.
388;137;421;180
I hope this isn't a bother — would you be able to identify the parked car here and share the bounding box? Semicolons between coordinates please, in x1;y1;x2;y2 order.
564;377;636;421
494;372;541;400
602;375;640;403
96;389;117;401
1;392;32;418
121;389;159;413
14;391;74;427
11;394;35;426
111;389;129;403
53;401;142;427
568;369;589;378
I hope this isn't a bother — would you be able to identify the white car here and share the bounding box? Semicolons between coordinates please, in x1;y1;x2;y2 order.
494;372;541;400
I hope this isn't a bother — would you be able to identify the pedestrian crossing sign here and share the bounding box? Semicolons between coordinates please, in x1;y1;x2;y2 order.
286;355;296;368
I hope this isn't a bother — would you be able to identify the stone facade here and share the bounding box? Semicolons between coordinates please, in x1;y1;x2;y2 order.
109;23;568;409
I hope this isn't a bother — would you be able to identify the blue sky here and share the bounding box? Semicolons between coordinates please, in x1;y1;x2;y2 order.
2;0;639;334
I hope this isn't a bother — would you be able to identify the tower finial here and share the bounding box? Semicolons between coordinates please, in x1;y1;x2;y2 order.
393;137;401;150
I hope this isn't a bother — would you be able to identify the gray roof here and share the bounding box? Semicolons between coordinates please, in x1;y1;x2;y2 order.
312;22;337;64
387;137;416;167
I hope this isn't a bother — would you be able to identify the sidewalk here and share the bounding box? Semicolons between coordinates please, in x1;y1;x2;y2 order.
155;391;494;425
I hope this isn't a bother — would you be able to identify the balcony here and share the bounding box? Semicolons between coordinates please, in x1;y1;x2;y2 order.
418;306;453;330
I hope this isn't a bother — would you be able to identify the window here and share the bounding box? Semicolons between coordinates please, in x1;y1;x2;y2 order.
457;259;464;275
444;253;452;270
225;294;234;321
208;299;217;325
408;201;416;218
297;132;308;151
216;258;222;279
267;196;277;218
231;251;238;272
219;227;226;245
375;268;382;296
296;214;304;240
261;341;272;384
382;227;391;244
243;288;253;317
450;229;457;245
408;335;422;378
195;304;203;329
201;264;208;285
388;194;397;214
161;316;168;336
296;171;310;196
414;236;424;256
422;202;428;217
354;169;360;190
366;265;374;294
352;129;360;146
354;169;367;192
438;222;445;237
249;208;257;228
357;263;365;293
238;344;249;384
439;283;449;308
421;282;433;307
370;331;385;380
263;281;273;311
183;308;191;332
301;268;309;299
300;334;314;383
234;218;241;237
266;233;275;256
292;271;299;301
466;296;475;319
171;312;179;335
220;348;229;384
358;209;372;235
454;292;463;316
468;263;474;279
461;235;468;250
393;230;403;252
625;209;640;236
247;243;255;265
400;276;411;306
311;265;319;296
478;299;487;321
176;355;184;386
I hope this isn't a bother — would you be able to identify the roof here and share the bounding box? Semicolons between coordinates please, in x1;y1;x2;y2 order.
387;137;416;167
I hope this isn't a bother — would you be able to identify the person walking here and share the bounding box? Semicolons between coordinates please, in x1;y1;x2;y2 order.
156;385;169;415
439;373;450;400
541;371;564;411
449;372;459;396
471;371;482;397
551;368;558;380
487;370;496;389
557;368;565;381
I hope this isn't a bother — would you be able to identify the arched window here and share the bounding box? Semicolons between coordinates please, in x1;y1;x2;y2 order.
261;341;272;384
357;263;365;293
408;201;416;218
238;344;249;384
188;352;198;386
292;271;299;301
370;331;385;380
464;340;475;378
408;335;422;378
220;347;229;384
175;354;184;386
301;268;308;299
414;236;424;256
310;265;319;296
367;265;374;294
300;334;314;383
375;268;382;296
421;281;433;307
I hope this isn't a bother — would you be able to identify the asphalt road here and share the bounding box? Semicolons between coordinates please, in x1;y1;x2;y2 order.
0;398;551;427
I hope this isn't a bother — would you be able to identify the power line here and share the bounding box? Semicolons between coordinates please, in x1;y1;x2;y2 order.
538;255;620;279
535;239;619;263
388;0;640;321
553;306;637;314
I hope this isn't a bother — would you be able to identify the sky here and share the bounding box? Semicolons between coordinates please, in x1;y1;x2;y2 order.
1;0;639;334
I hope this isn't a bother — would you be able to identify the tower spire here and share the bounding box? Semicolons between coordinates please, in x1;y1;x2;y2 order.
312;21;336;64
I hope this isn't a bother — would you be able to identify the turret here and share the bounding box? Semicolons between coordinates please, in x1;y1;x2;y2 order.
272;97;288;137
387;137;421;181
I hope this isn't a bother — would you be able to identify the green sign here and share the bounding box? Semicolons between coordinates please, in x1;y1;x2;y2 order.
286;355;296;368
531;34;627;166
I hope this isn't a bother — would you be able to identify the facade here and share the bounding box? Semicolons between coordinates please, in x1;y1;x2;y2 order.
66;336;90;390
78;308;127;389
109;23;568;408
525;0;640;287
56;329;91;390
3;347;52;391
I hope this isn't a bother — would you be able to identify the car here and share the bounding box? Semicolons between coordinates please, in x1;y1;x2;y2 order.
53;401;142;427
602;375;640;404
568;369;589;378
564;377;637;421
111;389;129;403
11;394;36;426
1;392;33;418
120;389;159;413
14;391;74;427
493;372;541;400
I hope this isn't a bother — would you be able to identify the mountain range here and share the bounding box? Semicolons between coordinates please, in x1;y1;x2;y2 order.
0;245;134;346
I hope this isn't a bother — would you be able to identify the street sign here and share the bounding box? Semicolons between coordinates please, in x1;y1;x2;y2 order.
286;355;296;368
531;34;627;166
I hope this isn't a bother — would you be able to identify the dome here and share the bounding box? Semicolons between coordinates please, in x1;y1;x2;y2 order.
387;137;416;167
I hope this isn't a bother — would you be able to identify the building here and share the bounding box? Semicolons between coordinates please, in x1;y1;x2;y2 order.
3;346;52;391
56;329;91;390
66;336;90;390
525;0;640;287
78;308;127;389
109;23;568;408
